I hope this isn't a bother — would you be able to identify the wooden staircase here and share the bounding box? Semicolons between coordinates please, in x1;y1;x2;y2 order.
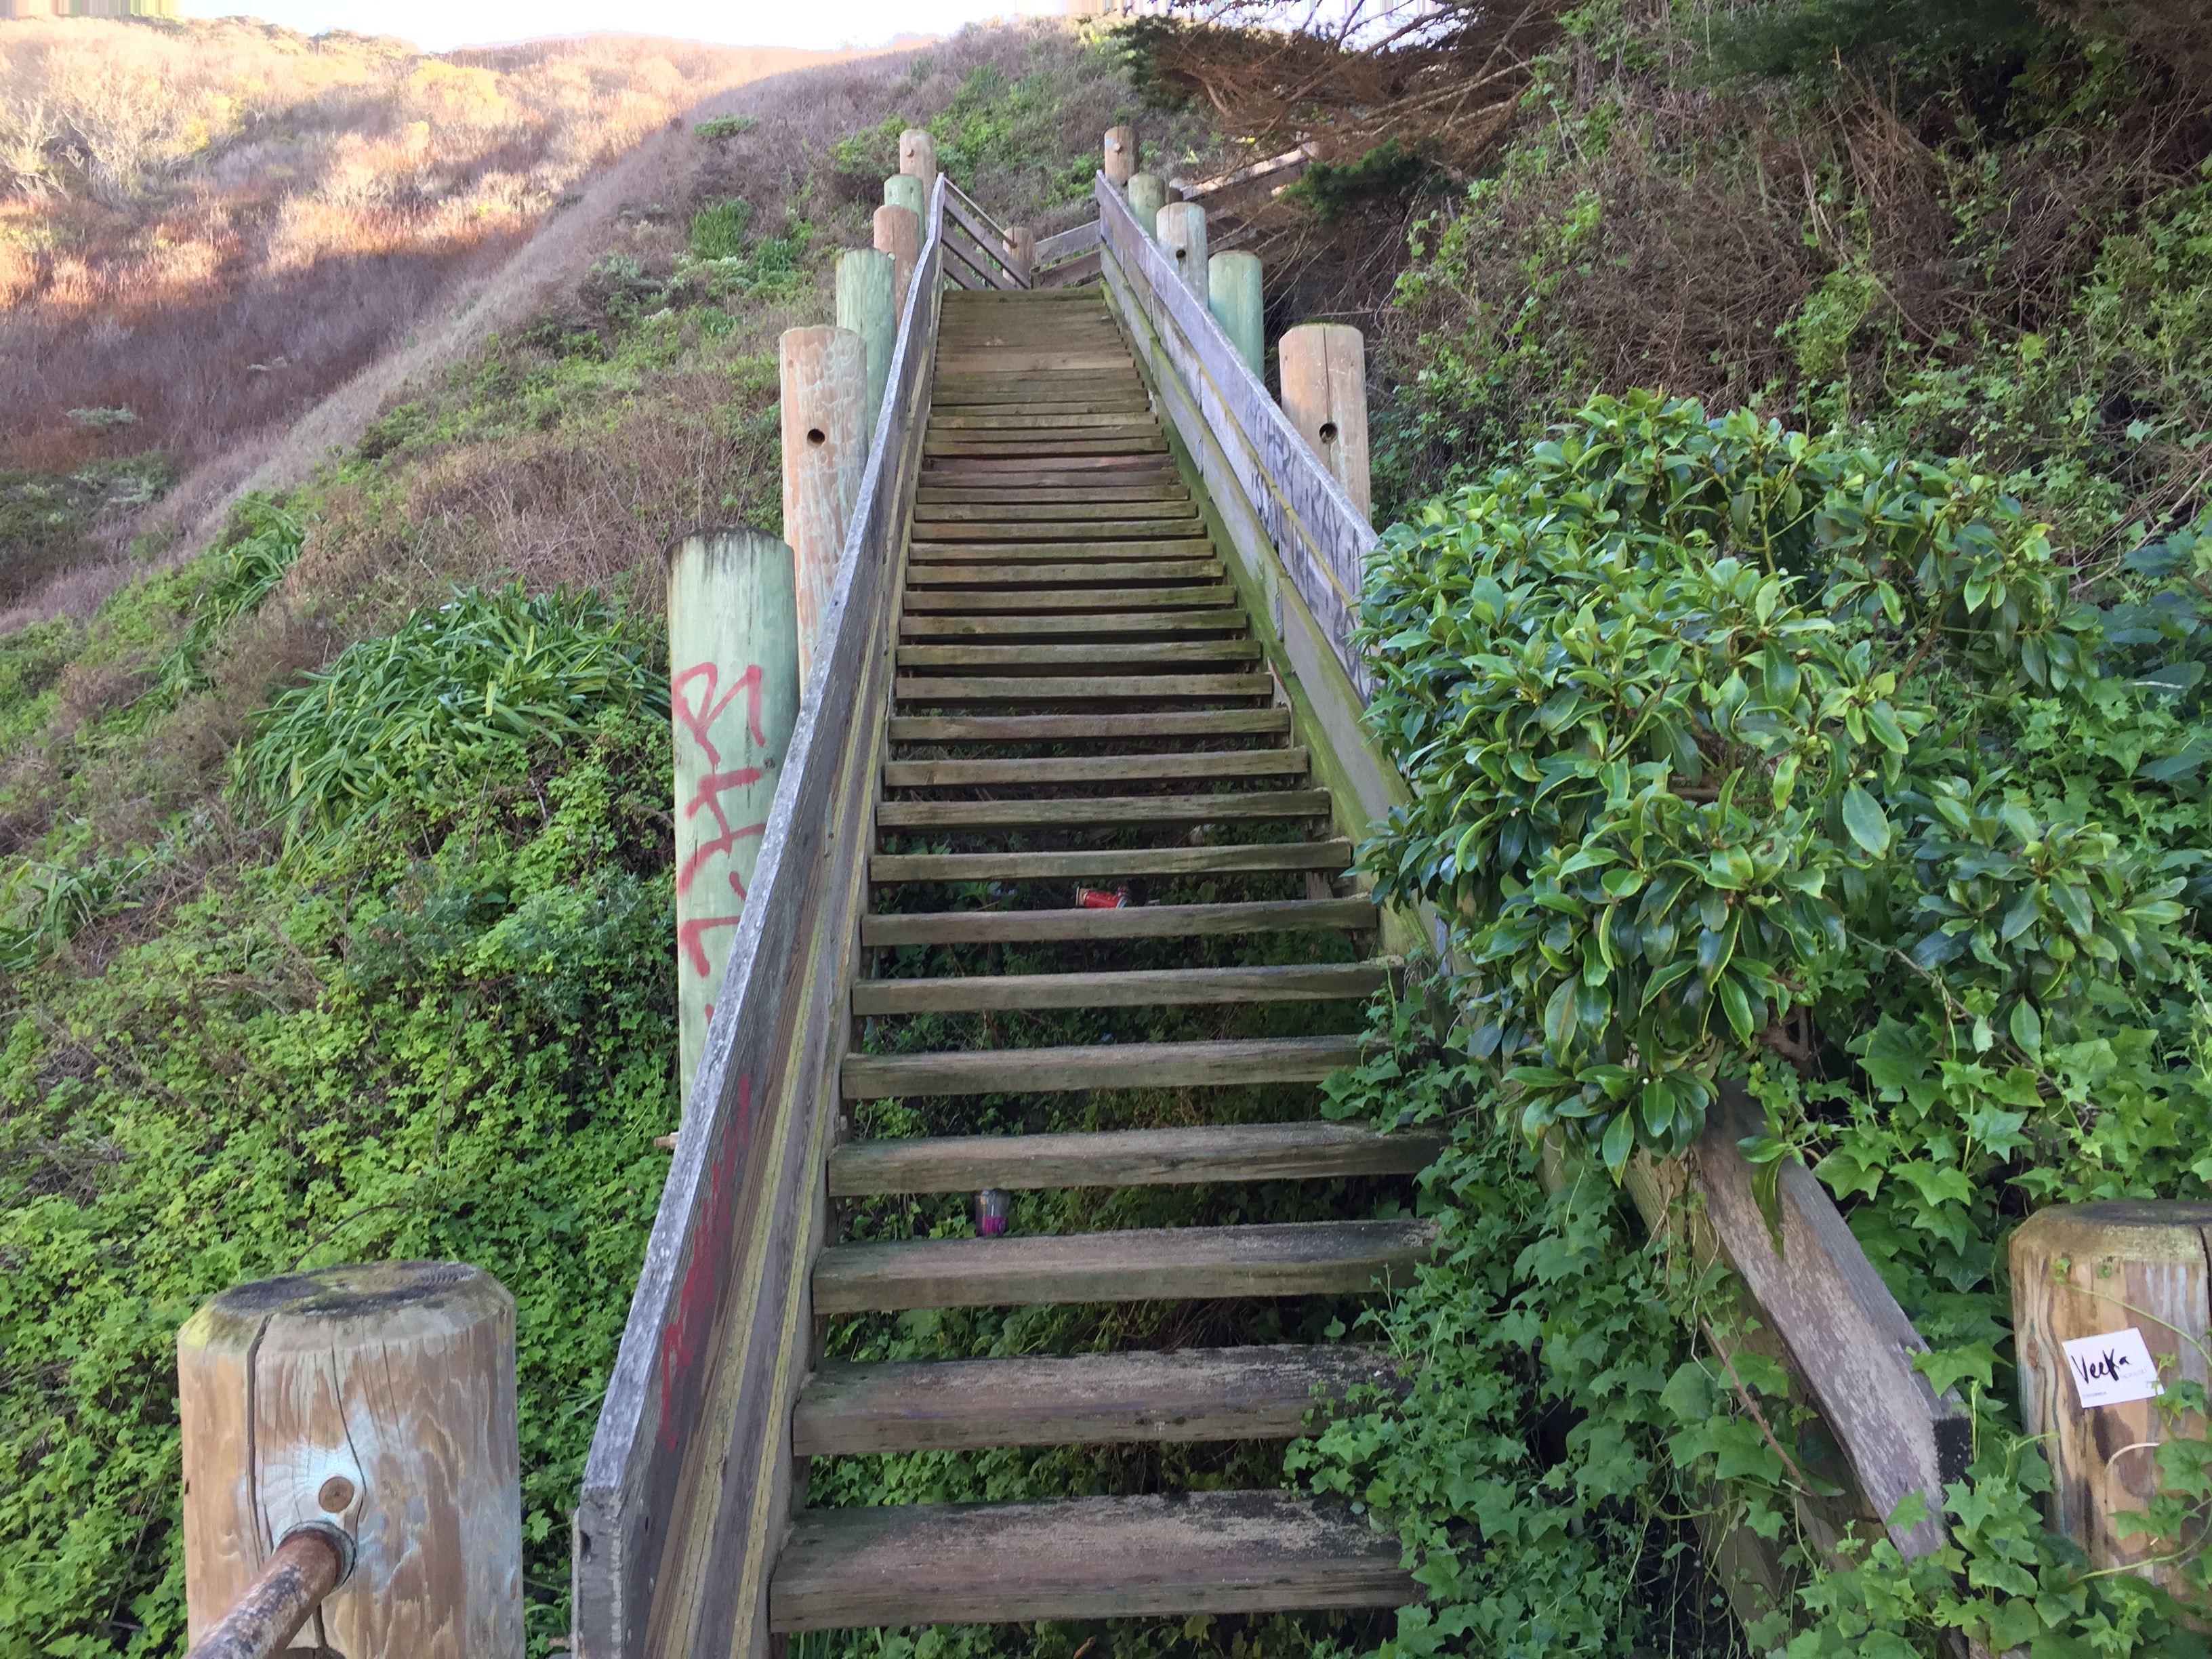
766;287;1435;1633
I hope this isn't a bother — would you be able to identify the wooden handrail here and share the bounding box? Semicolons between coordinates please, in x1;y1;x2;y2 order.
571;173;949;1659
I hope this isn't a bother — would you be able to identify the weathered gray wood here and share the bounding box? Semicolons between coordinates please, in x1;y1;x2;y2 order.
1696;1086;1970;1558
908;539;1214;561
1036;247;1104;290
913;520;1203;541
881;747;1301;787
913;500;1191;518
874;789;1330;831
1278;323;1371;520
178;1263;522;1659
573;168;947;1659
813;1219;1436;1313
901;562;1226;589
893;671;1265;701
886;708;1287;739
903;586;1240;613
928;414;1162;433
899;609;1249;639
850;960;1385;1015
861;897;1374;946
1033;220;1102;266
867;839;1351;884
769;1490;1414;1629
792;1345;1398;1455
895;640;1261;668
926;435;1168;457
844;1040;1362;1106
827;1121;1436;1195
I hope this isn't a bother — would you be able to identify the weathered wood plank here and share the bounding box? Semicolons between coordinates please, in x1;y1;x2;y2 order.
899;609;1248;638
912;500;1192;519
912;521;1204;541
894;672;1265;701
1032;220;1102;266
791;1345;1395;1456
868;840;1351;884
928;414;1160;432
908;539;1215;562
769;1490;1413;1629
924;436;1170;457
874;790;1330;831
901;562;1226;589
895;640;1261;668
860;896;1374;946
882;747;1300;787
1035;246;1103;289
902;586;1239;613
812;1219;1437;1313
850;959;1385;1015
885;708;1288;739
827;1121;1436;1194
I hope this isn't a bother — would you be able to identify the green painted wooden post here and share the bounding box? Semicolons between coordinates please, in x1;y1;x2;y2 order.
836;248;895;432
665;529;801;1105
883;173;924;218
1126;172;1165;238
1208;250;1263;377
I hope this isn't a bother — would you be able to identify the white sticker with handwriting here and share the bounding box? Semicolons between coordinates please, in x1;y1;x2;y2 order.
2064;1328;2164;1409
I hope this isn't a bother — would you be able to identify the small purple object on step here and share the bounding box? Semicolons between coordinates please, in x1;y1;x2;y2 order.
974;1189;1012;1237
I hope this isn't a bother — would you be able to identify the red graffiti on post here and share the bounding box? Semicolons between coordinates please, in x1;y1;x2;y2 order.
672;661;775;974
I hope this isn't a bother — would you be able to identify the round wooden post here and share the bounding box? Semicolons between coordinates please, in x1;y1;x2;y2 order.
1126;171;1166;238
178;1263;520;1659
898;129;937;199
1002;225;1035;285
883;173;924;220
1209;249;1263;377
1103;125;1136;188
666;529;801;1099
2011;1203;2212;1599
874;202;920;322
836;247;895;433
1278;321;1372;518
1153;201;1208;302
779;325;867;687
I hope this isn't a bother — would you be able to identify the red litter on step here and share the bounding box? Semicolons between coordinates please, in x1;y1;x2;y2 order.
1076;886;1131;909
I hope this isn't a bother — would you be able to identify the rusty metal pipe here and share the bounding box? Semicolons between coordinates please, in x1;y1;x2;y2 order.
184;1525;352;1659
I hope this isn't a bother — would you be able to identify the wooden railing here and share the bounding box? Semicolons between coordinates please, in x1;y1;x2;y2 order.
937;177;1030;291
569;175;947;1659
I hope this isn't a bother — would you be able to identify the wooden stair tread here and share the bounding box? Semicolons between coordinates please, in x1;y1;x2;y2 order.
882;747;1305;787
912;523;1204;543
851;960;1387;1015
792;1344;1401;1455
827;1120;1437;1194
813;1218;1436;1311
901;562;1227;588
903;586;1240;613
868;840;1353;884
895;641;1261;669
886;709;1289;740
899;609;1248;638
840;1033;1361;1099
874;790;1331;831
912;500;1194;518
891;672;1269;701
768;1490;1415;1629
909;541;1214;562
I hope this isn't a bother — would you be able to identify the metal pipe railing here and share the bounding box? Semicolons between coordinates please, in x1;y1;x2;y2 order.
183;1525;353;1659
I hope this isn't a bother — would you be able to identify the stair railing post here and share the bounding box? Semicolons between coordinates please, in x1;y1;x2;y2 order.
2011;1203;2212;1601
779;325;868;686
666;529;802;1103
178;1263;521;1659
1002;225;1035;286
898;128;937;199
883;173;924;219
1103;125;1136;188
835;247;896;432
1126;171;1166;239
1153;201;1208;304
1277;322;1371;518
1208;249;1263;377
874;202;920;321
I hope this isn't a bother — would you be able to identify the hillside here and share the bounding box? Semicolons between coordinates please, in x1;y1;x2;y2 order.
0;16;856;617
0;20;1216;1658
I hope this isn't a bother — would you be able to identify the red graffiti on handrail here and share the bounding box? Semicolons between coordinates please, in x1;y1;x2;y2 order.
659;1073;752;1449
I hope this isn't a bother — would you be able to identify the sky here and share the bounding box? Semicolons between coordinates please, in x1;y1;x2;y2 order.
207;0;1066;53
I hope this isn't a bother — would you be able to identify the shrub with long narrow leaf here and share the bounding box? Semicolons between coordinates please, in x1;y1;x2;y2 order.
237;584;668;841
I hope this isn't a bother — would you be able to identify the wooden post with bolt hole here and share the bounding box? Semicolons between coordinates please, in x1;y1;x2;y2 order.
778;325;867;685
1002;226;1035;286
874;203;920;322
883;173;924;220
1126;171;1166;239
1278;322;1371;519
178;1263;521;1659
1209;250;1263;377
665;529;800;1103
1153;201;1208;304
2011;1202;2212;1605
1103;125;1136;188
836;248;896;432
898;129;937;197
